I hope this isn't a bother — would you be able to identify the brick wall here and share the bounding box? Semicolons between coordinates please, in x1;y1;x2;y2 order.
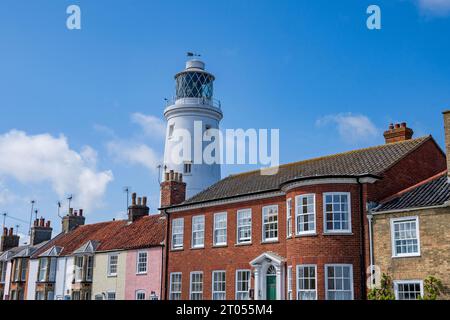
372;207;450;299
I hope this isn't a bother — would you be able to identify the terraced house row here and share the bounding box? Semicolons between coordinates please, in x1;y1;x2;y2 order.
1;116;450;300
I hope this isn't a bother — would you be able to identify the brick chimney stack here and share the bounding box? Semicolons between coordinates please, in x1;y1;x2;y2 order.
62;208;86;233
160;170;186;207
30;217;53;245
128;193;150;222
442;111;450;182
0;226;20;251
383;122;414;144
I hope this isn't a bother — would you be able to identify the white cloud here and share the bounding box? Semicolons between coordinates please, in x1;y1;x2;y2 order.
417;0;450;16
130;113;166;139
0;181;17;205
316;113;379;143
107;140;161;174
0;130;113;211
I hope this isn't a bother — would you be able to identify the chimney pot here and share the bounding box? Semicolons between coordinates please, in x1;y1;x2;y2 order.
46;221;51;228
74;210;78;216
34;219;39;226
9;228;13;236
143;197;147;206
137;197;142;205
69;208;73;216
169;170;174;180
3;227;7;236
132;193;137;205
40;218;45;227
389;123;394;130
401;122;406;128
79;209;83;216
174;172;179;181
164;172;170;181
395;123;400;129
179;173;183;182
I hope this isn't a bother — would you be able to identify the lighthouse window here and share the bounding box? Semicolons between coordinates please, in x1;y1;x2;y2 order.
184;162;192;174
176;72;214;99
168;124;174;138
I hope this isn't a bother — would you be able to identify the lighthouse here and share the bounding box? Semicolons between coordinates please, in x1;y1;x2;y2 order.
162;58;223;199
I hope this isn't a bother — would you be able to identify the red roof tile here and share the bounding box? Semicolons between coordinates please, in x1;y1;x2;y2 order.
32;214;166;258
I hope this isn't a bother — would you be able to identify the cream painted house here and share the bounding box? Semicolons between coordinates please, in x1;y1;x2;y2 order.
91;251;127;300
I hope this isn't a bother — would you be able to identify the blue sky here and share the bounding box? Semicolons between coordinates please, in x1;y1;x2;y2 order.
1;0;450;240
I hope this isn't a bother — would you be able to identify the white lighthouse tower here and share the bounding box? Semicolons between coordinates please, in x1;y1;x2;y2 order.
162;58;223;198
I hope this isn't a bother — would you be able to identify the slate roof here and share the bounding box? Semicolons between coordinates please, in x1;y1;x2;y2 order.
374;172;450;212
175;136;434;207
31;214;166;258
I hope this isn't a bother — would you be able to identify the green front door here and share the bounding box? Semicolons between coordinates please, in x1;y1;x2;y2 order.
266;275;277;300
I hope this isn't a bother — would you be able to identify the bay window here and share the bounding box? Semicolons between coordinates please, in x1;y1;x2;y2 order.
296;194;316;235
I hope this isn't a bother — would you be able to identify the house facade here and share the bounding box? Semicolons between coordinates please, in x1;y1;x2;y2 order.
367;111;450;300
162;125;446;300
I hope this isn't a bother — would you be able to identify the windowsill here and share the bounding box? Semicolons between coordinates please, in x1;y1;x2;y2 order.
107;275;117;278
295;232;317;238
235;242;252;247
136;272;148;276
191;246;205;250
322;232;353;236
212;244;227;248
286;236;292;239
392;254;421;259
171;247;184;252
261;239;279;244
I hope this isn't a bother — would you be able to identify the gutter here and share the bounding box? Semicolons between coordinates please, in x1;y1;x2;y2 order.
370;201;450;215
163;209;170;300
356;178;366;300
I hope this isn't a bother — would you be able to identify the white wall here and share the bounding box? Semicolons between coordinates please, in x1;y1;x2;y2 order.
3;262;12;299
26;259;39;300
54;257;67;300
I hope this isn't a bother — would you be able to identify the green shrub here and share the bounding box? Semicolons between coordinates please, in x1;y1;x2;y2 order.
367;273;395;300
421;276;443;300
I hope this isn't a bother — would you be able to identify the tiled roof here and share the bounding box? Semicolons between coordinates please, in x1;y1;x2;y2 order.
32;214;166;258
374;172;450;212
178;137;433;206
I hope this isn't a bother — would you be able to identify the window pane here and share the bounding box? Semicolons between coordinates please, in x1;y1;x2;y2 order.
324;194;350;232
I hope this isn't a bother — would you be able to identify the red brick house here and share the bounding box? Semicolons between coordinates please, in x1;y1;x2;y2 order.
160;124;446;300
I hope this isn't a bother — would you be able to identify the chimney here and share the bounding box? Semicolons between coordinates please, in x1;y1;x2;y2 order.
160;171;187;207
0;226;20;251
128;193;150;222
383;122;414;144
62;208;86;233
30;217;53;245
442;111;450;181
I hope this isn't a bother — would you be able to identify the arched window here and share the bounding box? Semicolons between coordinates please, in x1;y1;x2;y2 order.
267;265;276;275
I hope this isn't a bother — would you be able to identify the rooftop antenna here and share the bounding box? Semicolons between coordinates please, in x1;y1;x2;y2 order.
67;195;73;213
123;187;131;212
2;212;6;230
28;200;35;236
157;165;162;184
187;52;201;58
34;209;38;221
57;201;62;219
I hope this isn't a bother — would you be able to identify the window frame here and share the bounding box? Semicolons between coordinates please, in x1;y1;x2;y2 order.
295;194;316;235
171;218;184;250
236;209;252;244
189;271;204;300
107;254;118;277
191;215;205;249
211;270;226;300
86;255;94;281
169;272;182;300
390;216;421;258
323;192;352;234
135;290;146;300
183;161;192;175
287;266;293;300
38;258;48;282
235;269;251;300
106;291;116;300
296;264;317;300
393;280;424;300
262;205;279;243
324;264;354;300
213;212;227;246
286;199;293;238
136;251;148;275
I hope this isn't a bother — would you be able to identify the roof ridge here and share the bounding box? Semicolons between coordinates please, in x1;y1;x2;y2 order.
229;136;430;178
379;170;447;204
